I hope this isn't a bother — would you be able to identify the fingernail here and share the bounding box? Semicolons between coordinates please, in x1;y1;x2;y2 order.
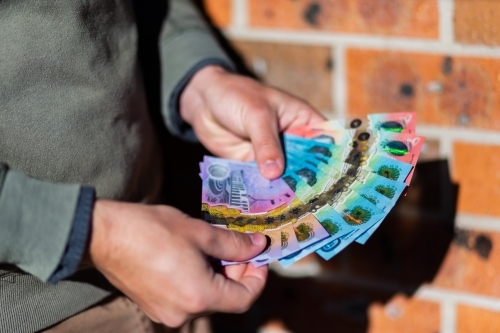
257;235;272;255
249;233;266;247
263;235;272;253
260;160;280;177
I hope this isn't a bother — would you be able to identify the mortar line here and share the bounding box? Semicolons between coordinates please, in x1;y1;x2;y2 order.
441;301;456;333
224;29;500;57
333;44;346;119
438;0;454;45
456;213;500;232
417;285;500;312
417;126;500;145
232;0;247;30
439;135;454;161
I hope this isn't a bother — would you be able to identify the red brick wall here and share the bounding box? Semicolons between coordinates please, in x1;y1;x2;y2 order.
202;1;500;332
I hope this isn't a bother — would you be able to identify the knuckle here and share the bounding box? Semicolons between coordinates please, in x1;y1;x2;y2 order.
257;142;280;156
160;312;188;328
245;102;272;120
205;230;221;252
228;229;248;249
234;299;252;313
186;295;208;314
252;104;271;116
168;316;188;328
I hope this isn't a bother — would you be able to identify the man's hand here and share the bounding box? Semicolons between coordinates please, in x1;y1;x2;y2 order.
87;199;268;327
87;66;323;327
180;65;325;179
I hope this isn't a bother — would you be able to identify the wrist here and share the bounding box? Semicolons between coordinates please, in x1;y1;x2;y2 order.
82;199;112;269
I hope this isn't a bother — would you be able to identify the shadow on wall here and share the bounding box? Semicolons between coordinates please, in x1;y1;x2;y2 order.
209;160;457;333
136;2;457;332
162;119;458;333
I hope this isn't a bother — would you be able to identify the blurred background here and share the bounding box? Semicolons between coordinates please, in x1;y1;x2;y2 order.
159;1;500;332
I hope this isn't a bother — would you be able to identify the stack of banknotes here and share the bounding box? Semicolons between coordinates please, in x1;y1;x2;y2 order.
200;112;425;268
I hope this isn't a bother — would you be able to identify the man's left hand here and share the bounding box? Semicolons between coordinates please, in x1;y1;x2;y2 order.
180;65;325;180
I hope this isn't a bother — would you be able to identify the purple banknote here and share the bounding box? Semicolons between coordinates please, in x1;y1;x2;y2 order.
201;156;295;215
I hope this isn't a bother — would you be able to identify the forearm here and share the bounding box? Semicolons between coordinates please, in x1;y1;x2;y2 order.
160;0;234;140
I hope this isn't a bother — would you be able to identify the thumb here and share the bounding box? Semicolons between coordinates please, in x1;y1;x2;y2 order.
197;225;268;262
245;109;285;179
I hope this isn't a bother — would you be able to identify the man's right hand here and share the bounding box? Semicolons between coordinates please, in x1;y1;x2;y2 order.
86;199;268;327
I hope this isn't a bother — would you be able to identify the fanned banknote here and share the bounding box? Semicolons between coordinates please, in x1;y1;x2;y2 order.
200;112;424;268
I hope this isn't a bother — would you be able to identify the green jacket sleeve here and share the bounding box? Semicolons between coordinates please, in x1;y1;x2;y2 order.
0;163;86;282
160;0;235;141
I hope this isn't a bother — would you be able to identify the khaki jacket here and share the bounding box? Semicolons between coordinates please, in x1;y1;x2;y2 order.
0;1;231;332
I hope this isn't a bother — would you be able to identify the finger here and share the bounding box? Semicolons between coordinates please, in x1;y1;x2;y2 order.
223;263;248;281
313;108;326;120
195;225;267;262
211;264;268;313
282;109;324;132
243;108;284;179
272;92;326;130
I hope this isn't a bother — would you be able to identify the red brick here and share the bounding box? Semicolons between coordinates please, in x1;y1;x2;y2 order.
453;142;500;216
367;294;440;333
231;40;333;111
346;49;500;130
203;0;231;28
249;0;438;38
434;230;500;297
457;305;500;333
455;0;500;46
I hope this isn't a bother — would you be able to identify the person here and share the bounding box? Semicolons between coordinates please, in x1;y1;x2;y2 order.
0;0;323;332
